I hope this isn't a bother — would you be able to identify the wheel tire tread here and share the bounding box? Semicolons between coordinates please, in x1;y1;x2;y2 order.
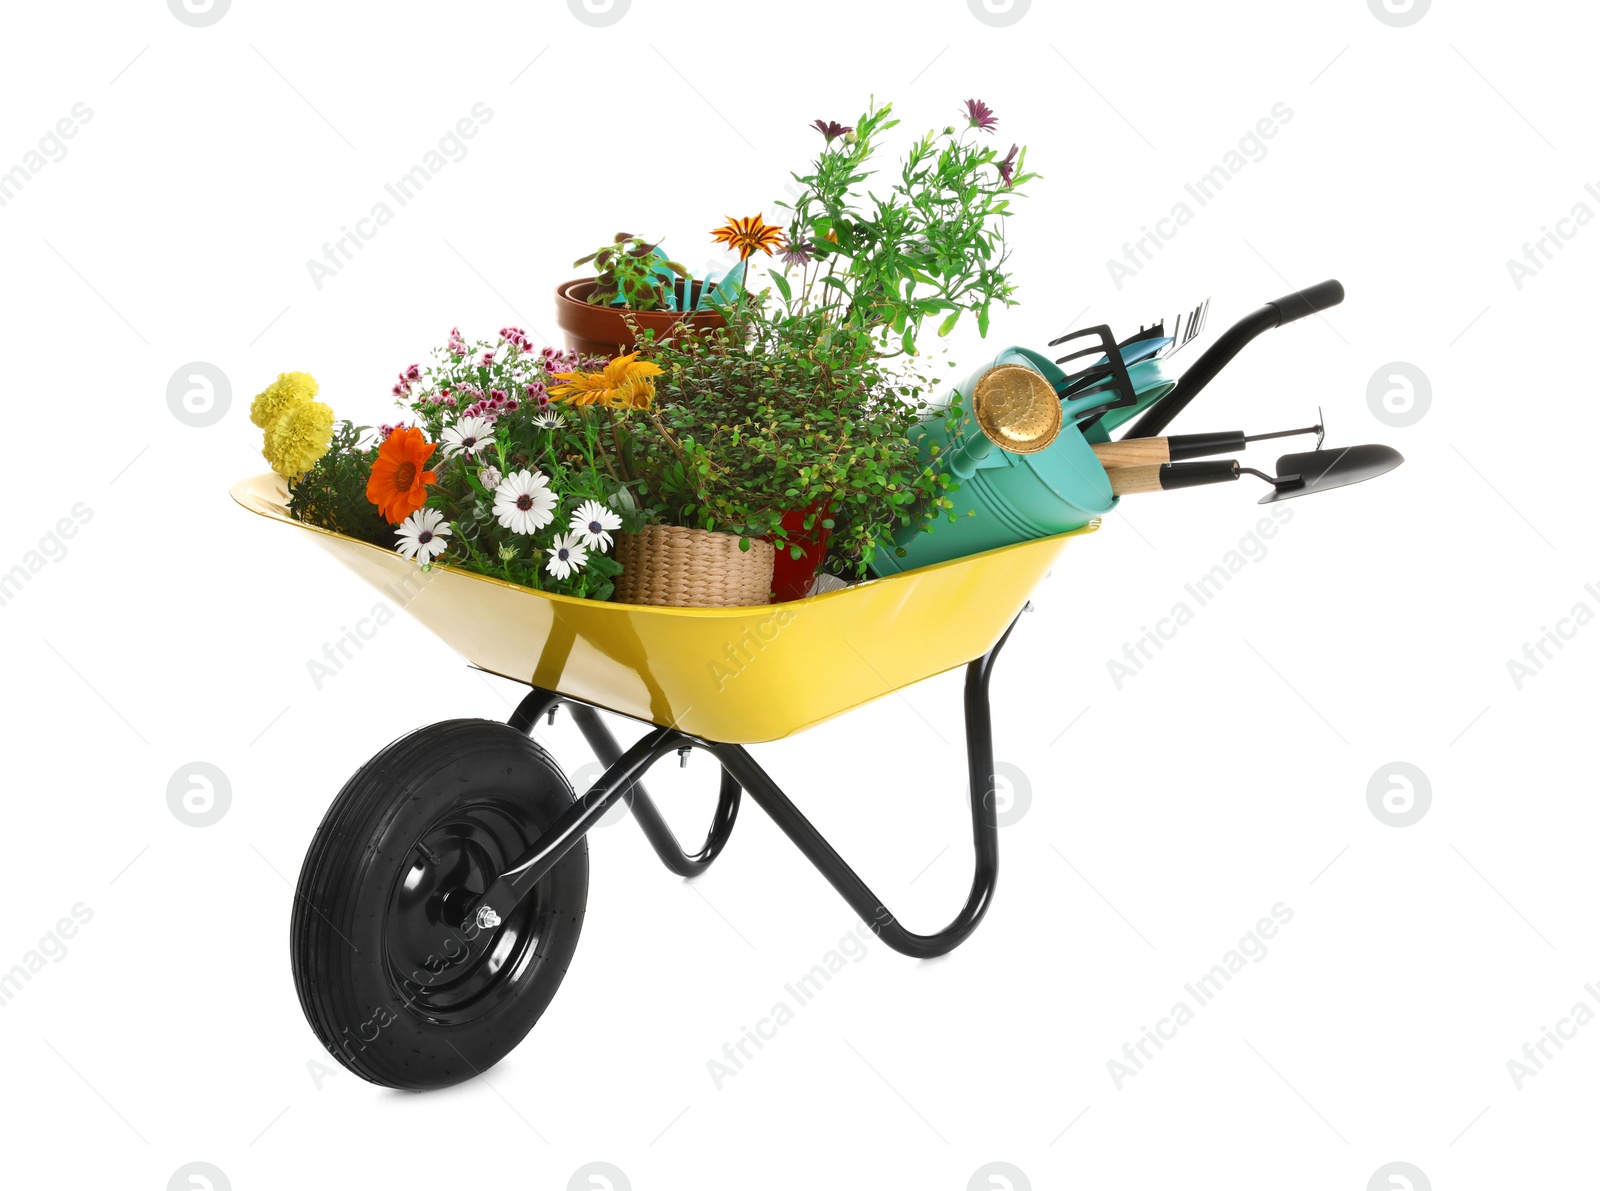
290;719;582;1090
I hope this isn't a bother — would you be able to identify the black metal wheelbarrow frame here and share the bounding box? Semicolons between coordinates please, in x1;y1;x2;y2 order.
487;617;1019;960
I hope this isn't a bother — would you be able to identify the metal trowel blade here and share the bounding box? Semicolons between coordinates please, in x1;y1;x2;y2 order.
1257;444;1404;504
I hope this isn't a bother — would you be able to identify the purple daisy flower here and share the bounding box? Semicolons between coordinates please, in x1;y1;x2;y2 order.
810;118;853;143
780;238;817;268
963;98;998;134
997;143;1019;187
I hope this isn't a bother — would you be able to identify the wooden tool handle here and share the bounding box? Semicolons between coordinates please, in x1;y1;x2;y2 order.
1092;438;1170;468
1106;465;1166;496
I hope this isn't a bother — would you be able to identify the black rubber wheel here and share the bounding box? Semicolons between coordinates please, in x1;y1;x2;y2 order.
290;719;587;1091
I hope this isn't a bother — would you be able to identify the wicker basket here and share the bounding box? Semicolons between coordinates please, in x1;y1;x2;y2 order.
614;525;775;608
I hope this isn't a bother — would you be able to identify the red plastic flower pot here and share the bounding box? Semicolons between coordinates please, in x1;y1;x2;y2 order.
771;501;832;602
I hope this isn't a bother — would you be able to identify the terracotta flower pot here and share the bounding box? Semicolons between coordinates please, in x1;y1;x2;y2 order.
614;524;775;608
554;278;727;358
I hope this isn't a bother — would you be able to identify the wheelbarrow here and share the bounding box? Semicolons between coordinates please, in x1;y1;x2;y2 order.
232;474;1095;1091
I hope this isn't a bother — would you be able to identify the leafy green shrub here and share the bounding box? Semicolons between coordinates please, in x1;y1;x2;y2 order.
633;309;960;573
286;421;391;547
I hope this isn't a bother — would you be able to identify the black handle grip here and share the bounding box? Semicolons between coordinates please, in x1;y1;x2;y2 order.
1266;279;1344;326
1166;431;1246;462
1122;278;1346;439
1160;459;1239;490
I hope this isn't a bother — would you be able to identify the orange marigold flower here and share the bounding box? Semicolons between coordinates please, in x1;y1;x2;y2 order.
710;214;785;260
367;426;438;524
549;353;662;409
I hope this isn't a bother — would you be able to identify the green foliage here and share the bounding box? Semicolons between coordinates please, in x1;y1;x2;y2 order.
776;98;1036;353
573;233;690;312
286;420;391;547
633;308;960;574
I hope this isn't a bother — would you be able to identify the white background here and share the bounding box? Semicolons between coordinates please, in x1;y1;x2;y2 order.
2;1;1595;1188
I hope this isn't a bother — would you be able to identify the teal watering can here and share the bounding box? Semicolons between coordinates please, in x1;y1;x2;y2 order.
870;347;1176;576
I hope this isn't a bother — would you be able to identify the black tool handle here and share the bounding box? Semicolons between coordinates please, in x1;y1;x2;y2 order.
1166;431;1247;461
1121;279;1345;439
1158;459;1240;489
1107;459;1239;497
1265;279;1345;326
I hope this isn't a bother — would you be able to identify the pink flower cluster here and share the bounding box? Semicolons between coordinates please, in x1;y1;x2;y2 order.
536;345;606;374
462;389;519;421
499;326;535;353
390;361;423;399
375;420;413;442
382;328;608;425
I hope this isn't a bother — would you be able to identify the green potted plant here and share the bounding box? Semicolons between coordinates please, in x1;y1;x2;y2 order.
555;233;739;358
624;306;954;603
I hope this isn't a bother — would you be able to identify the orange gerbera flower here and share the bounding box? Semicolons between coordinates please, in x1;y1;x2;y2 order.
549;353;662;409
367;426;438;524
710;214;785;260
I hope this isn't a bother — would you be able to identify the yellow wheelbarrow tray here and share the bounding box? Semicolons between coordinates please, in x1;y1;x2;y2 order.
232;472;1094;744
244;471;1100;1090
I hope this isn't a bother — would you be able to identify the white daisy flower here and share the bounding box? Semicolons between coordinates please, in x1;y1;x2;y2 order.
569;500;622;552
477;464;503;491
394;507;452;565
545;532;588;580
441;415;495;459
492;469;556;534
532;410;563;430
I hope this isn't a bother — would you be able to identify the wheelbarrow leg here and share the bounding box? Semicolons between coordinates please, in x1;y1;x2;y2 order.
565;703;740;878
506;690;741;877
706;621;1016;960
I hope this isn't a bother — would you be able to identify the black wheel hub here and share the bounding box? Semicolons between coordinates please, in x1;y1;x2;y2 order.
383;800;545;1026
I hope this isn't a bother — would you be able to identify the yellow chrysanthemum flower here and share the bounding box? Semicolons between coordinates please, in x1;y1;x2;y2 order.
250;370;320;429
548;354;662;409
263;400;335;478
610;381;655;409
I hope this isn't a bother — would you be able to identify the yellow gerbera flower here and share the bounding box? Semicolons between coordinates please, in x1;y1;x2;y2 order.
549;353;662;409
710;214;785;260
545;371;610;406
610;379;657;410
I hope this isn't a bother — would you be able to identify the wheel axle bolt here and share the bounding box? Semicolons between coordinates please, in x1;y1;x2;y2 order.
474;906;502;930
